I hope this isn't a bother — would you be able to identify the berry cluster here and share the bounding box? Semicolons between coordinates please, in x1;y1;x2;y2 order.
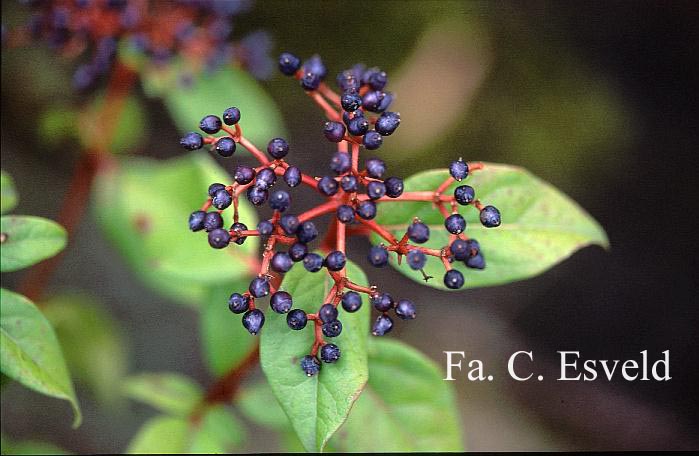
5;0;271;90
184;53;501;376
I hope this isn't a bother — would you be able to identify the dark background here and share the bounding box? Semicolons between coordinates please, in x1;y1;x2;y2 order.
2;0;698;451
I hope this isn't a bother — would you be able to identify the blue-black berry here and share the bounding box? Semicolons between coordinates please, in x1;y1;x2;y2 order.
257;220;274;236
279;214;300;235
368;245;389;268
289;242;308;262
249;277;270;298
365;158;386;178
242;309;265;335
356;201;377;220
365;68;388;90
372;292;394;312
362;90;385;112
407;250;427;270
234;165;256;185
278;52;301;76
296;221;318;243
466;253;486;269
230;222;248;245
317;176;339;196
300;71;321;90
450;239;469;261
212;189;232;210
341;91;362;112
228;293;249;314
300;355;320;376
199;115;222;134
269;190;292;212
375;111;400;136
180;132;204;150
340;175;359;192
454;185;475;205
395;299;416;320
247;186;268;206
330;151;351;174
215;137;236;157
322;319;342;337
319;303;338;323
223;106;241;125
384;177;404;198
287;309;308;330
208;228;230;249
367;181;386;200
443;269;464;289
444;213;466;234
204;212;223;232
479;205;501;228
341;291;362;312
449;159;469;181
372;314;394;336
189;210;206;231
271;251;293;273
320;344;341;363
267;138;289;159
325;251;346;271
208;183;226;197
284;166;301;187
302;55;327;79
407;221;430;244
347;116;370;136
336;204;355;224
324;122;346;143
255;168;277;190
363;131;383;150
270;291;293;314
303;253;324;272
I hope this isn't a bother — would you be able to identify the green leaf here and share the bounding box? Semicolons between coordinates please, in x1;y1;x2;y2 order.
1;439;70;455
126;407;245;454
374;164;609;289
1;170;18;214
200;283;257;377
0;288;81;427
42;293;128;408
159;65;285;145
0;216;67;272
92;152;258;306
330;338;463;452
235;382;290;430
260;259;370;452
78;92;146;154
122;372;203;417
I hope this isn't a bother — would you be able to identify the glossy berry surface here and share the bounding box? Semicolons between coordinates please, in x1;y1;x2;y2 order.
347;116;370;136
322;319;343;337
180;132;203;150
406;250;427;270
269;190;292;212
208;183;226;197
336;204;355;224
466;253;486;269
324;121;346;143
319;303;338;323
203;212;223;232
356;201;377;220
444;213;466;234
215;137;236;157
208;228;230;249
325;251;346;271
279;52;301;75
228;293;249;314
368;245;389;268
454;185;475;205
340;175;359;192
375;111;400;136
234;165;256;184
255;168;277;189
271;252;293;273
384;177;404;198
279;214;300;235
395;299;416;320
449;239;470;261
223;106;241;125
257;220;274;236
449;159;469;181
372;293;394;312
288;242;308;262
341;291;362;312
341;92;362;112
366;181;386;200
200;115;222;134
267;137;289;159
242;309;265;335
362;130;383;150
296;221;318;243
320;344;341;363
365;158;386;178
443;269;465;289
330;152;351;174
287;309;308;330
317;176;339;196
189;210;206;231
480;205;501;228
249;277;270;298
212;189;232;210
372;314;394;336
300;355;320;376
284;166;302;187
407;221;430;244
230;222;248;245
270;291;293;314
303;253;324;272
246;186;268;206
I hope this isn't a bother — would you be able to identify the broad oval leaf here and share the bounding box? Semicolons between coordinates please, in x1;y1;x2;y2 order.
0;288;81;427
92;152;258;306
331;338;463;452
1;170;18;214
374;164;608;289
122;372;203;417
126;407;245;454
0;216;67;272
152;64;284;146
260;259;370;452
200;282;257;377
43;294;128;408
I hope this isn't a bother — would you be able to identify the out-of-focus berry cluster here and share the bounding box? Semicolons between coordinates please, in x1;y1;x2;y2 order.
184;53;501;376
4;0;271;90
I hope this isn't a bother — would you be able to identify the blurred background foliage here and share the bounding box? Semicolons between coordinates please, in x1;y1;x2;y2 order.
1;0;698;453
